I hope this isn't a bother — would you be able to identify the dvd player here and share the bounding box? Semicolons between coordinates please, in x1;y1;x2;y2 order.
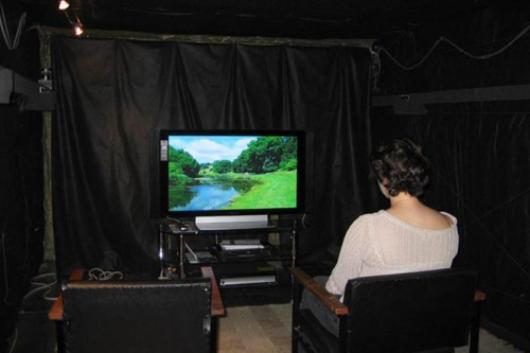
219;275;277;287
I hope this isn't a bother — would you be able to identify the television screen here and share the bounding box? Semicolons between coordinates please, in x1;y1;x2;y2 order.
159;130;304;216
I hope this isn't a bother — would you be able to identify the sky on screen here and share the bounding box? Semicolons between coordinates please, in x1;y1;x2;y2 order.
169;135;257;163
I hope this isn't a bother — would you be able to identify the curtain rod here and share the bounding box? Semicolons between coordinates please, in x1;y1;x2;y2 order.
372;84;530;115
36;25;374;48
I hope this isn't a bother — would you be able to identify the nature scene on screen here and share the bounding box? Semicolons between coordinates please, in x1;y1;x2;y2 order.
167;135;298;211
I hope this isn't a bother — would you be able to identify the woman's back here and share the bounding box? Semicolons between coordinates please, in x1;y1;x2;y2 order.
369;210;458;273
325;138;460;296
325;210;458;296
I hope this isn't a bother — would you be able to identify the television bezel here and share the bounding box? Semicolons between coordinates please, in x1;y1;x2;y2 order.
159;129;305;217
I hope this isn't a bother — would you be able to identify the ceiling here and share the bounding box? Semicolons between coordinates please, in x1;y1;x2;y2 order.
11;0;520;40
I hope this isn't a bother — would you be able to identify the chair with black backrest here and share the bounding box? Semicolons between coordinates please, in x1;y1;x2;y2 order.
292;268;478;353
61;278;213;353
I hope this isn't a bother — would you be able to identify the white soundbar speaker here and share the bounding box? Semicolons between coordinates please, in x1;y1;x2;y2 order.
195;214;270;230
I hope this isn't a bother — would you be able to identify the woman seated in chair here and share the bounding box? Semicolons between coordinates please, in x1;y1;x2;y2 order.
326;138;459;296
304;138;459;333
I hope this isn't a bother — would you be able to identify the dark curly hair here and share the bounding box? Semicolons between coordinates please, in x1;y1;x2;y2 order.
370;139;431;197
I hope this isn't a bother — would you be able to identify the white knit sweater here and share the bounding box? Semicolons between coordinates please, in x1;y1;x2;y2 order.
325;210;459;296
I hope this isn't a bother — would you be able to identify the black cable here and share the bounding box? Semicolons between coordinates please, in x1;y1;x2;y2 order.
435;168;530;283
1;121;15;306
482;286;530;304
462;187;530;230
377;24;530;70
121;6;356;24
1;231;12;305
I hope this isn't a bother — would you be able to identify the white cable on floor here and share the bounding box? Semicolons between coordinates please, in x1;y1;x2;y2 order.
0;1;26;50
7;327;17;353
88;267;123;281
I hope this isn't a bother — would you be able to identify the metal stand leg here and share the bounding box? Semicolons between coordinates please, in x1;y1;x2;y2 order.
158;224;166;279
291;228;297;268
179;234;185;278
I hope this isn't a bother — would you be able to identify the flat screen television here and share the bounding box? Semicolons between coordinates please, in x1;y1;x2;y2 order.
159;130;304;220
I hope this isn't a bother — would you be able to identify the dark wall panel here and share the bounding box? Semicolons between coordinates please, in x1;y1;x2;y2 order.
0;106;44;353
373;8;530;344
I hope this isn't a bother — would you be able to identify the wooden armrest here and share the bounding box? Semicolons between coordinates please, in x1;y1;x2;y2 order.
48;268;85;321
49;267;227;320
201;266;226;317
291;268;349;316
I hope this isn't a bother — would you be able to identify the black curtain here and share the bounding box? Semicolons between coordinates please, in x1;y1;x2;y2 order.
0;106;44;352
373;7;530;344
371;103;530;344
51;36;374;277
0;28;43;352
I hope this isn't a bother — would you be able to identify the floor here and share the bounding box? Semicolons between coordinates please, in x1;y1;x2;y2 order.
6;298;526;353
216;303;525;353
218;304;292;353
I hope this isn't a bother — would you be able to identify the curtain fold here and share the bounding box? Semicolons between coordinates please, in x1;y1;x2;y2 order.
373;9;530;340
371;103;530;342
51;36;374;276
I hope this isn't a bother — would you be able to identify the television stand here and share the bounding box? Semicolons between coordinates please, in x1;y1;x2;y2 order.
159;216;299;306
195;215;271;231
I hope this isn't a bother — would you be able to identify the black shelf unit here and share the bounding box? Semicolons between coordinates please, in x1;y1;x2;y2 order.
158;218;299;305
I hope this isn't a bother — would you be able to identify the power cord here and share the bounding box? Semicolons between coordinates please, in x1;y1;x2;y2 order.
1;231;12;305
22;280;57;303
10;271;58;353
87;267;124;281
19;272;58;315
0;1;26;50
7;327;17;353
28;272;57;286
300;213;309;229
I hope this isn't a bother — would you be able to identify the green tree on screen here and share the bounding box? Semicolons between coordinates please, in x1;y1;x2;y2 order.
169;147;200;177
212;160;232;174
232;136;297;174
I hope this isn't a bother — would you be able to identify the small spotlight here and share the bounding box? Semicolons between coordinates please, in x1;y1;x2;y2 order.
73;22;84;36
58;0;70;10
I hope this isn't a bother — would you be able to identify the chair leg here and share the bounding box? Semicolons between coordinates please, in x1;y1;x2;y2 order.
292;327;299;353
292;278;304;353
469;300;482;353
338;315;348;353
55;321;65;353
210;317;219;353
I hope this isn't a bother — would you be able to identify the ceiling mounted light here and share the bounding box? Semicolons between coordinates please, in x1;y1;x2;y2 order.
58;0;70;11
73;22;84;36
